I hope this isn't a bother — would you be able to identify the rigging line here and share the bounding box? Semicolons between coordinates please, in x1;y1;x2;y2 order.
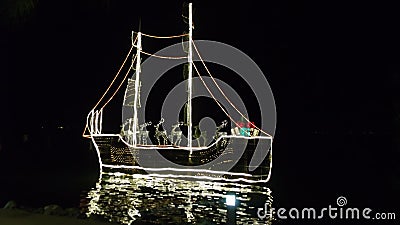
83;52;135;138
82;128;90;138
139;32;188;39
82;36;138;138
82;115;92;138
140;50;188;59
101;53;138;110
192;40;272;137
192;63;251;137
93;38;137;111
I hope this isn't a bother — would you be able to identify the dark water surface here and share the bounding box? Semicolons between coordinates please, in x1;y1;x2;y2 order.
0;132;398;225
81;172;272;224
0;137;274;224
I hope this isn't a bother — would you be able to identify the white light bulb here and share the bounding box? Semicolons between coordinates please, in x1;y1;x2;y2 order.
226;194;236;206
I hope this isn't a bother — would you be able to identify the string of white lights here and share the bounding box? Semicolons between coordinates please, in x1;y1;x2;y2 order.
83;36;138;137
101;165;270;183
101;53;138;109
102;164;252;176
140;50;188;59
140;32;188;39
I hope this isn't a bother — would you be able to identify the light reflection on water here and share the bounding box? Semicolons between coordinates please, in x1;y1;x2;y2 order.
82;172;273;224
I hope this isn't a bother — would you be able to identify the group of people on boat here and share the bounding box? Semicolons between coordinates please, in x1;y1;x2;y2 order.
231;121;260;137
120;118;260;146
120;118;229;146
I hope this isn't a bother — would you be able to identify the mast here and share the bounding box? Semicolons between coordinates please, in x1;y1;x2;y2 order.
187;3;193;152
133;31;142;146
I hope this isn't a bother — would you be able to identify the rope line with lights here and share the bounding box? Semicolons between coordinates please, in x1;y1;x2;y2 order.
139;32;188;39
83;36;138;137
140;50;188;59
192;40;272;137
192;63;251;136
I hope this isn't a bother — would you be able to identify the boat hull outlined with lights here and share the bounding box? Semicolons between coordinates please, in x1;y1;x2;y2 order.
90;134;272;182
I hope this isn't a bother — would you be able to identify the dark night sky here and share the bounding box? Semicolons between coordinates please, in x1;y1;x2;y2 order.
0;0;400;212
0;1;398;132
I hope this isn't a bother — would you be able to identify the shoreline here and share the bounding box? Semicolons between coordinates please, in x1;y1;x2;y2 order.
0;208;119;225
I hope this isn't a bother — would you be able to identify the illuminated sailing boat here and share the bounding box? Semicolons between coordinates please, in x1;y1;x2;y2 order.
83;3;273;182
